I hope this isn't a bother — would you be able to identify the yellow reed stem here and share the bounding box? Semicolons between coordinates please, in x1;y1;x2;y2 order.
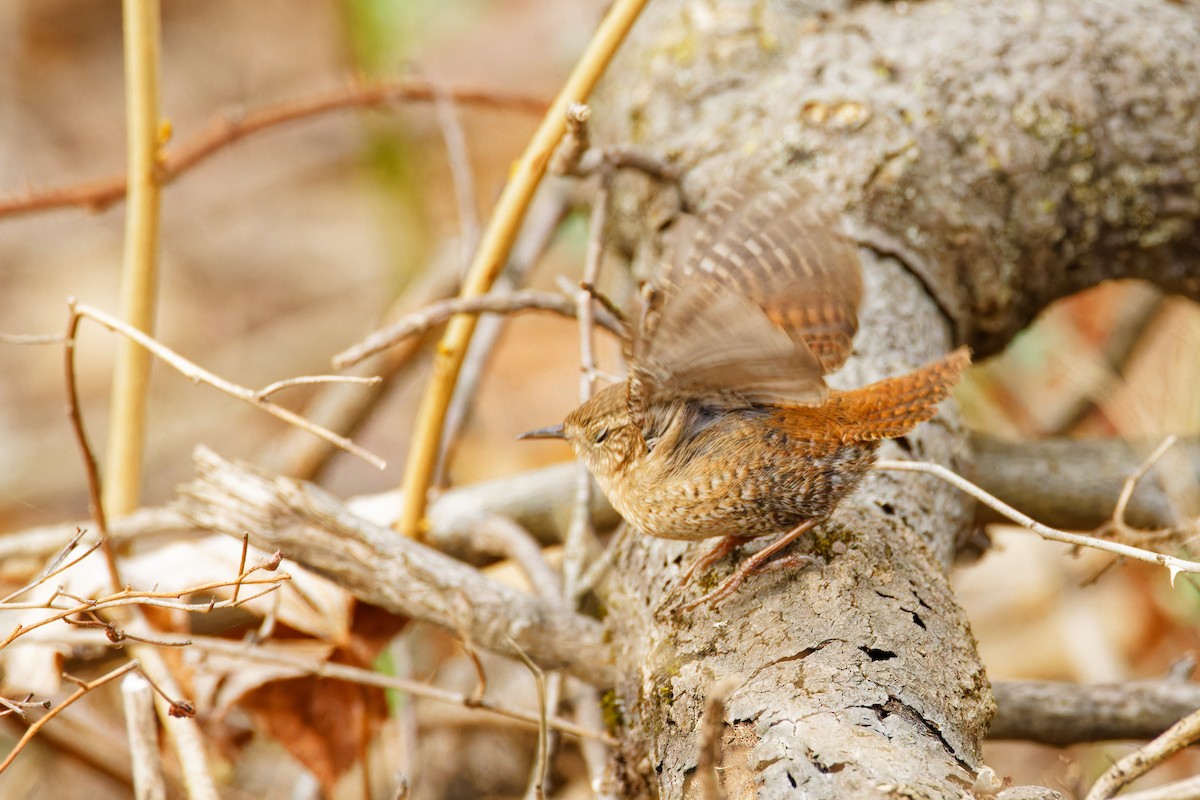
105;0;164;516
396;0;649;538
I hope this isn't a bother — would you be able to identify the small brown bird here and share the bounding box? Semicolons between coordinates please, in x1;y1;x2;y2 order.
524;177;970;608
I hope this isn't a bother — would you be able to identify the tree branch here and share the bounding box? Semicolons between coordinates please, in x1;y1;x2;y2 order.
991;680;1200;746
175;447;613;686
583;0;1200;796
0;80;546;219
973;435;1200;531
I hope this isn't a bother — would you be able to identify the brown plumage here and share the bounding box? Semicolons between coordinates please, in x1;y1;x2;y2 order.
560;347;968;543
525;177;970;607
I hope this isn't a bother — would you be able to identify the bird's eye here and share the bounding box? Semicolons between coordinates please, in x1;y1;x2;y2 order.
594;428;609;444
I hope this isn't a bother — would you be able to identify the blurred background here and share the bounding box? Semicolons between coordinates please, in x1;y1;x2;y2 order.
0;1;1198;797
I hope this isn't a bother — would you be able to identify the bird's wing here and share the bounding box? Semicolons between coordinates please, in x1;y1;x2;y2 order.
658;175;863;374
628;176;863;421
629;279;828;416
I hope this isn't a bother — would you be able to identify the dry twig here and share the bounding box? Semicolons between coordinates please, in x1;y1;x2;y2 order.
119;633;613;743
1085;705;1200;800
70;300;386;469
683;675;741;800
427;78;489;491
1112;436;1180;529
1108;774;1200;800
876;459;1200;583
333;290;624;369
1;573;288;647
0;661;141;773
121;673;166;800
990;679;1200;745
1;539;287;651
509;638;551;800
474;516;563;600
104;0;164;518
562;174;611;599
0;80;546;219
971;435;1200;531
63;308;122;590
0;695;51;720
254;374;381;402
428;75;481;272
550;103;593;176
262;251;462;479
1093;434;1200;552
1;530;103;604
0;332;65;345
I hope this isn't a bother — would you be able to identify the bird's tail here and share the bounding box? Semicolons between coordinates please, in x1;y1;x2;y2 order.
830;346;971;443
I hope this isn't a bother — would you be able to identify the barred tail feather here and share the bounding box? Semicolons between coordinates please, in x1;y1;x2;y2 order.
832;346;971;442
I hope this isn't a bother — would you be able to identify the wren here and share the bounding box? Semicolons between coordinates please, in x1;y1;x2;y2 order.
523;176;970;608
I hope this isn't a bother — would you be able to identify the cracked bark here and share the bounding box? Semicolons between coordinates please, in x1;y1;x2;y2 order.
589;1;1200;797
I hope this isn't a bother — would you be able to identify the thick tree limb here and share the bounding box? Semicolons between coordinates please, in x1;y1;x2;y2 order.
0;463;622;569
175;447;613;687
973;436;1200;531
585;0;1200;797
991;680;1200;746
601;2;1200;355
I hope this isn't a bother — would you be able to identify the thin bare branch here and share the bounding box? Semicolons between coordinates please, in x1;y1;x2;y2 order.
71;300;385;469
510;637;550;800
990;679;1200;745
1111;774;1200;800
104;0;164;518
432;186;574;489
569;679;617;799
63;307;122;591
232;533;249;603
550;103;593;176
334;289;624;369
971;435;1200;531
1;532;104;604
0;332;65;345
563;177;611;599
121;673;166;800
255;374;381;402
261;251;462;479
0;79;546;219
131;633;614;743
429;75;481;272
1085;706;1200;800
1;571;289;647
876;459;1200;583
474;517;563;600
1113;435;1180;530
573;145;681;183
0;695;50;720
0;661;141;773
132;664;196;719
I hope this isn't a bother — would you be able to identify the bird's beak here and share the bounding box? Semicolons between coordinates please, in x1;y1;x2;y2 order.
518;424;566;441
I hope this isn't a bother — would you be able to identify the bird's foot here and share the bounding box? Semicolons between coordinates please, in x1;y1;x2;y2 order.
675;534;752;590
675;519;820;613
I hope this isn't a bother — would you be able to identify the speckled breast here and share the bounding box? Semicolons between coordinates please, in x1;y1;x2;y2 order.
612;433;879;542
